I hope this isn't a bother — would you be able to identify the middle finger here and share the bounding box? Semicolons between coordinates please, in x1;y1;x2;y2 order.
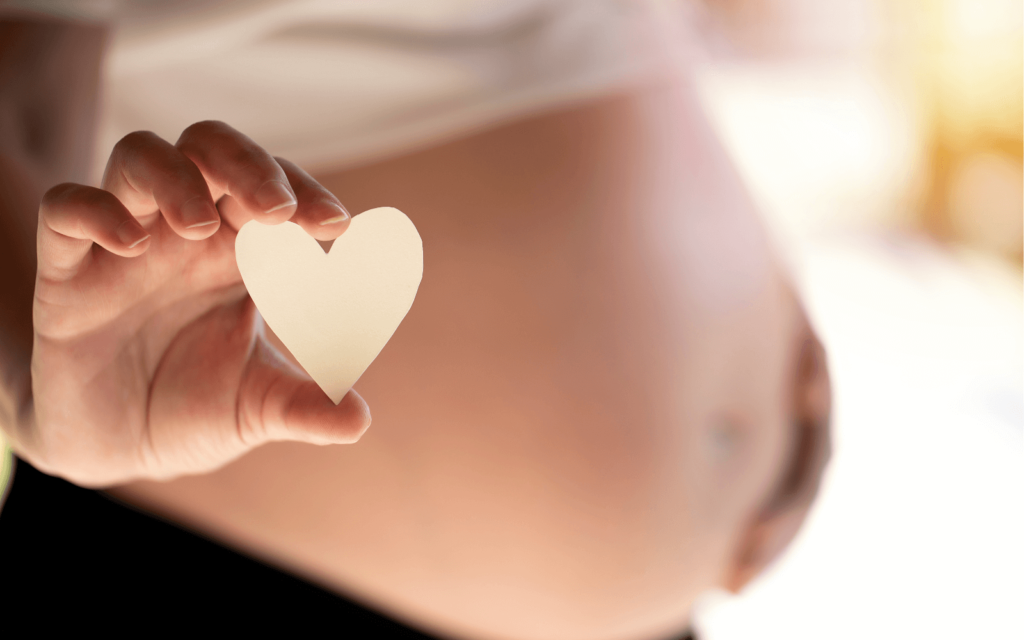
176;120;297;225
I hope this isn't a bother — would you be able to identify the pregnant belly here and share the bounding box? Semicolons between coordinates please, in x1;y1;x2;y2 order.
110;80;798;640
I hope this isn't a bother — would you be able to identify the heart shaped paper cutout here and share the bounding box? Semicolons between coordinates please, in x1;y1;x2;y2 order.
235;207;423;404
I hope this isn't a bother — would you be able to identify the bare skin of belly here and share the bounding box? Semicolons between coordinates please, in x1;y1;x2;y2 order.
110;78;800;640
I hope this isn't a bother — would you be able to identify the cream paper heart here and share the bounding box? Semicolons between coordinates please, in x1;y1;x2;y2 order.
235;207;423;404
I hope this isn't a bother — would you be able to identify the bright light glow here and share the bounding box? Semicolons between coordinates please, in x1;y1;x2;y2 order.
694;233;1024;640
689;1;1023;636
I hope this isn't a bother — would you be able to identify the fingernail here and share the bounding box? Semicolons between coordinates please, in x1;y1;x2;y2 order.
181;197;219;229
318;203;350;226
256;180;297;214
116;220;149;248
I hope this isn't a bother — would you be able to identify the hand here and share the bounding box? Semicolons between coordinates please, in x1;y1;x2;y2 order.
24;121;370;487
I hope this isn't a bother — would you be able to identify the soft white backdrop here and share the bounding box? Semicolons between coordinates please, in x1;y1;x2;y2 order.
690;52;1023;640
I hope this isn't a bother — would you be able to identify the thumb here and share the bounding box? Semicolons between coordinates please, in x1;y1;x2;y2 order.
239;336;372;446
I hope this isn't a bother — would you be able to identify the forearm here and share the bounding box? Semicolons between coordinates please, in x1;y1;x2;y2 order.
0;17;106;451
0;152;38;450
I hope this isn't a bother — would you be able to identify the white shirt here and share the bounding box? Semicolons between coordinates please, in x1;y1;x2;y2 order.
4;0;677;178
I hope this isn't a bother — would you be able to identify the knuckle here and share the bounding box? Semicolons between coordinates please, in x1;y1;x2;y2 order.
236;396;267;446
113;130;160;156
108;132;165;185
40;184;122;232
79;187;119;213
40;182;80;209
273;156;297;172
179;119;230;143
40;183;96;218
230;145;268;172
33;303;81;340
161;155;204;186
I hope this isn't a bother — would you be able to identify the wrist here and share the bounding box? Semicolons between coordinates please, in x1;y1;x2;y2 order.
0;359;34;459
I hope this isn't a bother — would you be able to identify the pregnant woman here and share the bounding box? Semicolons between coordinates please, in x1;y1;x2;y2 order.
0;2;830;638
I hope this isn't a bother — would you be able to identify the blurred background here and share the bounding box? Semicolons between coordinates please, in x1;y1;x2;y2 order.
676;0;1023;638
0;1;1018;637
